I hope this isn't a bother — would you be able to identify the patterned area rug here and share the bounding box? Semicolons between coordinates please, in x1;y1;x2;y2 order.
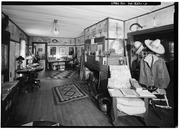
46;70;76;79
53;83;88;104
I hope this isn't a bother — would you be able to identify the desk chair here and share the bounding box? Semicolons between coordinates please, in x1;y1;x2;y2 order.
108;65;146;125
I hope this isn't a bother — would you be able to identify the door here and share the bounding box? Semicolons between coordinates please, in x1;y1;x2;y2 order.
9;41;16;81
32;42;47;77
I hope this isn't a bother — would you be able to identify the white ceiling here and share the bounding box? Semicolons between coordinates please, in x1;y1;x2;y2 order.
2;2;174;38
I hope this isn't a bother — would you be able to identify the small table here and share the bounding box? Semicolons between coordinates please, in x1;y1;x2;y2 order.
108;88;156;126
16;66;44;92
48;60;71;70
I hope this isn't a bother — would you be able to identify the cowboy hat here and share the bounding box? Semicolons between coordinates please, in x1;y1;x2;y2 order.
134;41;144;54
145;39;165;54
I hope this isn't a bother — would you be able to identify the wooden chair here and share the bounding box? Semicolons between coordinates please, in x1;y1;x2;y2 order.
108;65;147;126
150;89;172;125
110;97;146;125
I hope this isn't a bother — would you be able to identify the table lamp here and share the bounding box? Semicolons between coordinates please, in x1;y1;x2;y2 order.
16;56;25;70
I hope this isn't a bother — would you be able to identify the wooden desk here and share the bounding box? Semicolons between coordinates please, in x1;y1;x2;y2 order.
48;60;71;70
16;66;44;74
108;88;156;126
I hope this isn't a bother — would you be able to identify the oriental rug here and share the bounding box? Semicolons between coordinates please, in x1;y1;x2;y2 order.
53;83;88;104
46;70;76;80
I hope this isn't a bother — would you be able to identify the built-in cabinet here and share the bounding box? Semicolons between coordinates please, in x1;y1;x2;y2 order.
84;18;125;68
83;18;126;93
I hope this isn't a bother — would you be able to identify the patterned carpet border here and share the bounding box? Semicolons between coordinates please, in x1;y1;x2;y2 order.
46;70;76;80
53;83;88;105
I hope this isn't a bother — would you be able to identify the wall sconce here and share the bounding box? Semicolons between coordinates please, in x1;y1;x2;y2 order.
52;20;59;35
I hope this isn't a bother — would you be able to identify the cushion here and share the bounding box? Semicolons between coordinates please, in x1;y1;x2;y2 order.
108;78;131;89
109;65;132;89
109;65;131;80
117;103;146;115
117;97;145;107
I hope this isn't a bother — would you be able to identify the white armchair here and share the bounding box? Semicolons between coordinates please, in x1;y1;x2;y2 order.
108;65;146;125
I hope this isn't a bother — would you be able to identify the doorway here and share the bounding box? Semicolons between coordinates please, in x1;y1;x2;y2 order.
32;42;47;70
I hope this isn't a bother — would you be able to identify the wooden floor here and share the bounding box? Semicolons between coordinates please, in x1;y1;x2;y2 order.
5;68;176;127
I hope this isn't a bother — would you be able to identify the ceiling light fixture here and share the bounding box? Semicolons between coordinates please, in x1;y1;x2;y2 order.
52;19;59;35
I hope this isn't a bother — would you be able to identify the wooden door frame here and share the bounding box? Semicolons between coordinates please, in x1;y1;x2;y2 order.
2;31;10;82
32;42;48;70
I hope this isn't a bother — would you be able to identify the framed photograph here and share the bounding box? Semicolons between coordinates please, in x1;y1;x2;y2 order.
69;47;74;55
97;44;103;56
60;47;66;55
109;39;124;55
38;48;43;52
28;46;32;55
50;47;56;55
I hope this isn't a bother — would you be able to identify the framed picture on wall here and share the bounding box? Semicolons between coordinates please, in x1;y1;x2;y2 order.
38;48;43;52
109;39;124;55
50;47;56;55
60;47;66;55
28;46;32;55
69;47;74;55
97;44;103;56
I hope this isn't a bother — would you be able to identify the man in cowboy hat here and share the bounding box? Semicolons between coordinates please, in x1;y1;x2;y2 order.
134;41;144;55
139;39;170;91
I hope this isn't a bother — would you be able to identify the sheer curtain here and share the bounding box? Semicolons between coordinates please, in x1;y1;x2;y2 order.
20;39;26;68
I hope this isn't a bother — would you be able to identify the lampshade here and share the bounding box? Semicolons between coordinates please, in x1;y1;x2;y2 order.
52;19;59;35
16;56;25;61
26;55;33;60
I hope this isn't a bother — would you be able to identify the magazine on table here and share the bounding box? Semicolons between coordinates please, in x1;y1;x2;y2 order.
120;89;138;97
136;91;156;97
